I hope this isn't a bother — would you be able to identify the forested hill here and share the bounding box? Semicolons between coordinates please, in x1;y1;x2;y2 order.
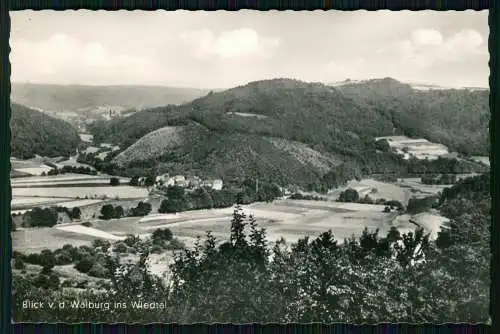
92;78;489;156
84;78;489;185
335;78;490;155
91;78;395;151
11;83;211;112
11;103;80;159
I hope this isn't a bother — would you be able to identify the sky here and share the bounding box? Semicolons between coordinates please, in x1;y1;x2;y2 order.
10;10;489;89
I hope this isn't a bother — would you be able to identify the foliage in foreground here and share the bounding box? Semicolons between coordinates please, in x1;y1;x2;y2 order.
12;174;490;323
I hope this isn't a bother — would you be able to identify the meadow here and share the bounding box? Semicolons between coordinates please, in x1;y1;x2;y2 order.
13;199;414;252
12;174;457;282
11;173;129;185
12;186;148;200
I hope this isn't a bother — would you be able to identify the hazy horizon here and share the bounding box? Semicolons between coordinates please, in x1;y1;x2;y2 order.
10;77;490;90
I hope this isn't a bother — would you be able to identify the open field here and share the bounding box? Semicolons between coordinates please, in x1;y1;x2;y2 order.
12;199;447;280
392;211;449;239
13;166;53;176
11;196;71;207
327;178;412;204
13;226;98;252
397;178;449;196
375;135;451;160
84;146;101;154
471;156;490;167
11;170;32;178
12;180;129;188
11;174;459;251
11;173;129;186
79;133;94;142
11;158;47;169
11;198;105;211
11;175;146;216
12;185;148;200
55;224;126;241
13;200;416;253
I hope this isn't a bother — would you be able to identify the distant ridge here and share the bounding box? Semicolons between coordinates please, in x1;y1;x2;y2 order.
328;78;489;92
11;82;212;112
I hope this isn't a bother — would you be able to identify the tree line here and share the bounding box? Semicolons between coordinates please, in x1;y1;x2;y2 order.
43;165;98;176
19;206;82;228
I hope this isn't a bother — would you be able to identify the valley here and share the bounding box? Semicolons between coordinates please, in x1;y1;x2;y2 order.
10;77;491;323
11;78;489;257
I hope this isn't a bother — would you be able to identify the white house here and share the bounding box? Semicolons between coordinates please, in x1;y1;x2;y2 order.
202;179;223;190
173;175;185;183
212;179;223;191
172;175;186;186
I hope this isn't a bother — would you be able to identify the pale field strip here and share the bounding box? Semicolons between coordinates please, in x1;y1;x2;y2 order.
55;224;126;241
90;217;145;236
471;156;490;166
139;217;234;231
274;199;388;212
11;175;129;185
12;179;126;187
46;199;105;208
12;186;149;199
11;173;109;183
226;112;268;119
84;146;100;154
138;213;185;223
11;197;70;206
14;166;54;175
79;134;94;142
11;160;47;169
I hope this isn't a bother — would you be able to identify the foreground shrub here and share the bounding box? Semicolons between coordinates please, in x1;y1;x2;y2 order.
75;256;95;274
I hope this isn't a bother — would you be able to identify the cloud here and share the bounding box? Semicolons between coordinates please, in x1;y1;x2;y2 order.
378;28;486;69
410;29;443;46
178;28;280;59
11;33;154;84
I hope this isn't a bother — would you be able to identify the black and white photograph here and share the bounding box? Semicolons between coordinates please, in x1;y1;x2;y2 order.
10;10;490;323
